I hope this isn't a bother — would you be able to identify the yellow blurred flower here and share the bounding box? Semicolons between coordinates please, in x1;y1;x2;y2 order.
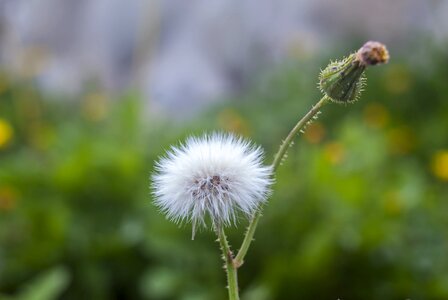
431;151;448;181
218;108;250;136
383;190;403;216
0;119;13;148
363;103;389;129
387;126;415;155
304;122;325;144
324;141;345;165
0;186;18;212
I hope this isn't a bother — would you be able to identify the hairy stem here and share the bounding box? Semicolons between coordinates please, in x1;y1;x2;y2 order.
234;95;330;267
216;225;240;300
271;95;330;171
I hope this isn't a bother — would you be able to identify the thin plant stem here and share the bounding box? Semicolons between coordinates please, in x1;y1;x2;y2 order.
216;225;240;300
234;95;330;266
271;95;330;172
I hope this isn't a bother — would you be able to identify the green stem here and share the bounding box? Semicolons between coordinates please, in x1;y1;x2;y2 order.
216;225;240;300
234;95;330;267
271;95;330;172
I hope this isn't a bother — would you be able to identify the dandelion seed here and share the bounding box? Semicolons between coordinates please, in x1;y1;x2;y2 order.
151;133;273;238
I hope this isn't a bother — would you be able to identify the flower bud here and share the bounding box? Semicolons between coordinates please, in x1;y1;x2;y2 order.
319;41;389;104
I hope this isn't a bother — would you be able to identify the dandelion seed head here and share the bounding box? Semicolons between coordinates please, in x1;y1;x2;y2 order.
151;133;273;234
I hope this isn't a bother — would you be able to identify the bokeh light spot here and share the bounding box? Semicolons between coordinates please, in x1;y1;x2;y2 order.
0;119;13;148
324;141;345;165
387;126;415;155
431;151;448;181
304;122;325;144
0;186;18;212
363;102;390;129
218;108;250;136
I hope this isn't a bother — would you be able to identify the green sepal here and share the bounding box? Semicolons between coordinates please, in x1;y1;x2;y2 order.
319;54;366;104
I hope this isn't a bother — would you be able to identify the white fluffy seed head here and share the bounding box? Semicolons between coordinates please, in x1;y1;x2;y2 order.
151;132;273;236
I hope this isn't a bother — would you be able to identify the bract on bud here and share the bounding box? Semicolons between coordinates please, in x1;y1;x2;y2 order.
319;54;366;103
319;41;389;104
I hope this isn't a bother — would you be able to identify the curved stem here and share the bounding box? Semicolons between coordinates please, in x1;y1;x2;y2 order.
234;95;330;267
271;95;330;172
216;225;240;300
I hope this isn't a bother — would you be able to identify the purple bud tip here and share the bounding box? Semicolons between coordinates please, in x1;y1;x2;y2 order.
356;41;389;66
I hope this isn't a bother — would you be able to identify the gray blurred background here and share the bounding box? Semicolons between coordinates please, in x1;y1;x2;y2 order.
0;0;446;115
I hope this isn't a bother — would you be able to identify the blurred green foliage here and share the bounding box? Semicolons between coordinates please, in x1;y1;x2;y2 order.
1;45;448;300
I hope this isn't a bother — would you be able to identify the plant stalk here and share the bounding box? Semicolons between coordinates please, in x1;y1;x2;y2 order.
216;225;240;300
234;95;330;267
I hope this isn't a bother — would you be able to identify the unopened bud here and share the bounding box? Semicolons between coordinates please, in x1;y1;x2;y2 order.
319;41;389;104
